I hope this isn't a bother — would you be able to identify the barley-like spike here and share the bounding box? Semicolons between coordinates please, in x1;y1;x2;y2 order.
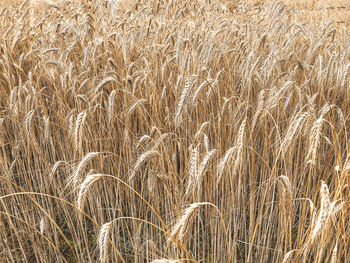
77;173;102;211
46;60;64;74
108;90;117;123
25;110;34;134
43;116;50;141
127;99;147;118
311;181;344;241
194;121;209;141
282;249;299;263
330;242;338;263
186;145;199;196
150;259;180;263
95;77;115;94
217;146;237;182
129;150;159;181
195;149;216;194
311;181;331;240
175;75;196;125
99;222;112;263
50;160;71;180
39;217;46;235
169;202;210;243
74;111;87;151
72;152;99;188
192;80;209;105
252;89;265;129
306;117;324;165
203;134;210;152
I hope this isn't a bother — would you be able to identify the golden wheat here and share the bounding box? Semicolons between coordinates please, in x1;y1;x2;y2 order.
0;0;350;262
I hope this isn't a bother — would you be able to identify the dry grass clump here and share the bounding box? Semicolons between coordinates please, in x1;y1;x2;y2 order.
1;0;350;262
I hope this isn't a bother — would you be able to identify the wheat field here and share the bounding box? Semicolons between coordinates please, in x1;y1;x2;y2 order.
0;0;350;262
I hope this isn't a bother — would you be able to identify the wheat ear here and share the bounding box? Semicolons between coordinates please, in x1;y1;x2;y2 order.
175;75;196;125
74;110;87;151
185;145;198;196
168;202;211;243
150;259;180;263
127;98;147;118
217;146;237;183
77;173;103;211
282;249;300;263
330;241;338;263
194;149;216;195
311;181;344;241
108;90;117;123
72;152;99;188
94;77;116;94
129;150;159;181
99;222;112;263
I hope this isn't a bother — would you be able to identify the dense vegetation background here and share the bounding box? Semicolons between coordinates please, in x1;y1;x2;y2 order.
0;0;350;262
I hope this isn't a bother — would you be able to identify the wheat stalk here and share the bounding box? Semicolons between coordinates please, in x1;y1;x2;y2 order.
49;160;71;181
203;133;210;152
